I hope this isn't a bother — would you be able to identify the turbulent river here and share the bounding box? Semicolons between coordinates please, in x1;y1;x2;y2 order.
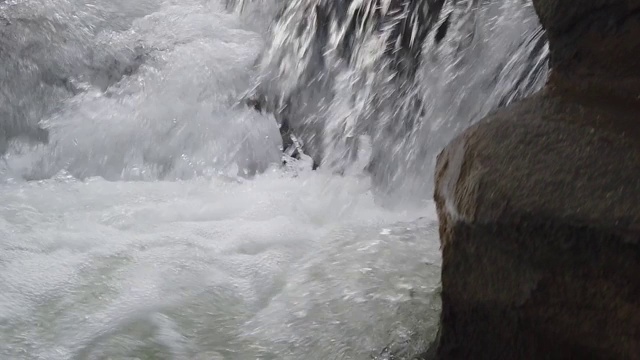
0;0;545;358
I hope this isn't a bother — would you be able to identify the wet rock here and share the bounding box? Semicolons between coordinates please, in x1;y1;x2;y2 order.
431;0;640;358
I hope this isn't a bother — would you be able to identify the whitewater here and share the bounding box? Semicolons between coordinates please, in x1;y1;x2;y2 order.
0;0;544;358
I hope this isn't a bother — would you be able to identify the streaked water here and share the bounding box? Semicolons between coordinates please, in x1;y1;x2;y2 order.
257;0;547;200
1;0;545;358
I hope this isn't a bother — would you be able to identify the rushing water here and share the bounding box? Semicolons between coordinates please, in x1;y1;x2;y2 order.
1;0;545;358
255;0;547;200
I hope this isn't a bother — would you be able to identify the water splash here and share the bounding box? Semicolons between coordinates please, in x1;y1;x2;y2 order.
255;0;548;202
1;0;282;181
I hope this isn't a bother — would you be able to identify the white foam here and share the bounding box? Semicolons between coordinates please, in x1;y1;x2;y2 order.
0;170;441;358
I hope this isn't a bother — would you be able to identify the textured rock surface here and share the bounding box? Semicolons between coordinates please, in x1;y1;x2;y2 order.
536;0;640;100
431;0;640;358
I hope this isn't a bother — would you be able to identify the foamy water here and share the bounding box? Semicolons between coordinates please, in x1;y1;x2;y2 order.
1;171;441;359
0;0;441;358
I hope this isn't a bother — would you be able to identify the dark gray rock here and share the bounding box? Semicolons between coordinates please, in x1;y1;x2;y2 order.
431;0;640;358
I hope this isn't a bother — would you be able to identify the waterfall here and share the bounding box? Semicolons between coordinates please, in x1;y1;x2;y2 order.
251;0;548;201
1;0;547;191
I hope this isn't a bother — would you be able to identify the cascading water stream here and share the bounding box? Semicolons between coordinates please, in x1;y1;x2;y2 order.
253;0;548;202
1;0;546;359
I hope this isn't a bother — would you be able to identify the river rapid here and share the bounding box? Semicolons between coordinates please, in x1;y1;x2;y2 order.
0;0;545;358
1;1;441;358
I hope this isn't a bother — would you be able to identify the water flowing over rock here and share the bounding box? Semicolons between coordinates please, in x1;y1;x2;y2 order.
252;0;548;200
432;0;640;358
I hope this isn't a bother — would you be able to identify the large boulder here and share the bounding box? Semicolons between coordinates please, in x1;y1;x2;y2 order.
431;0;640;358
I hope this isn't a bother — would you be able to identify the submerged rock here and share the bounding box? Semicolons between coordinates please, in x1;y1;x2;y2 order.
431;0;640;358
